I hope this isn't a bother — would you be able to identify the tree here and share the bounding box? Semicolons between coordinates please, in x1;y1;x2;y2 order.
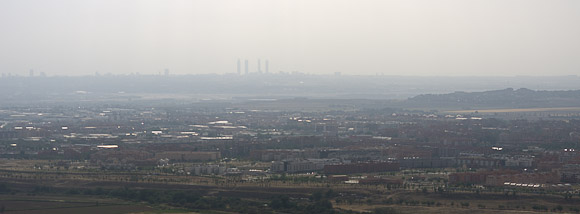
374;207;396;214
311;191;323;201
0;183;9;193
270;195;295;210
325;189;337;198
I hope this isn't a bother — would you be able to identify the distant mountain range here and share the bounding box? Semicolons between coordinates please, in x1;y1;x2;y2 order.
406;88;580;110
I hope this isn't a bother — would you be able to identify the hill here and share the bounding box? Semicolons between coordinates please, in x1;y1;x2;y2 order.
406;88;580;110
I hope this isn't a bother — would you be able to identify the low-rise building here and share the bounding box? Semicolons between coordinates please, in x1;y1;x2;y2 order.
271;158;343;173
154;151;221;161
323;162;399;174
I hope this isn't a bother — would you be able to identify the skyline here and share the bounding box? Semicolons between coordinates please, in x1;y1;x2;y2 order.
1;0;579;76
3;69;580;78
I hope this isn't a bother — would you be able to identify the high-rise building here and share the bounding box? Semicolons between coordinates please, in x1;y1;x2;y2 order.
237;59;241;75
257;59;262;73
244;60;249;74
265;60;269;73
29;69;34;77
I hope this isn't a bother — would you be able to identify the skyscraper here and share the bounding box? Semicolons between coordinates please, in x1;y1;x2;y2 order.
244;60;249;74
257;59;262;73
265;60;269;73
237;59;241;75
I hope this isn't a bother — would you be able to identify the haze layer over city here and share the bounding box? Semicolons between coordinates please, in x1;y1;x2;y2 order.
1;1;580;214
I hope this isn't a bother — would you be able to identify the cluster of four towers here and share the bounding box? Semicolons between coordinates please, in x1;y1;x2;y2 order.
237;59;269;75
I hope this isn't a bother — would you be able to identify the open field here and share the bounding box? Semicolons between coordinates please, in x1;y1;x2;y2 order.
446;107;580;113
335;191;580;213
0;165;578;213
1;174;579;214
0;195;155;214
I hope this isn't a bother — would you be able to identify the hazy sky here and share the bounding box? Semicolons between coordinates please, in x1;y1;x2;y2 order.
1;0;579;76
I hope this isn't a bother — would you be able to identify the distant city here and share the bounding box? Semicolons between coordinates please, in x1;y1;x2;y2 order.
1;71;580;104
2;86;580;213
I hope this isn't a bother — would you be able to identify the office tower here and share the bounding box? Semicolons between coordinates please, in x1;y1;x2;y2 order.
244;60;249;74
265;60;269;73
257;59;262;73
237;59;241;75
